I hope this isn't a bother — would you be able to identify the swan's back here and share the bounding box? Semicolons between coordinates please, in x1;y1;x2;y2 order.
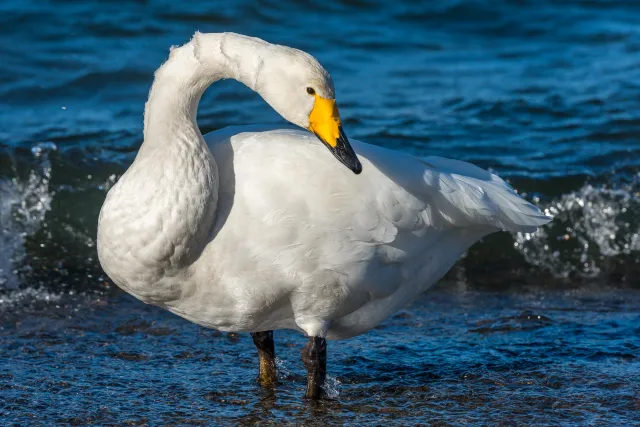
202;127;550;338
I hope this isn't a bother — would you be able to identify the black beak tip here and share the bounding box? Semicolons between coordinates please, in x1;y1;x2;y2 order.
352;160;363;175
314;126;363;175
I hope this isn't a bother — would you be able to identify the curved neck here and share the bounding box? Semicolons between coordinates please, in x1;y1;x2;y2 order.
142;32;269;146
128;33;271;271
99;34;280;302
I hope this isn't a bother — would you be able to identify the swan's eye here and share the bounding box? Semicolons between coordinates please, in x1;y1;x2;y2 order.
306;87;316;95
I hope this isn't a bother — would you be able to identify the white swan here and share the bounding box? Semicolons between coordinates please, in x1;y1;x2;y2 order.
97;32;551;398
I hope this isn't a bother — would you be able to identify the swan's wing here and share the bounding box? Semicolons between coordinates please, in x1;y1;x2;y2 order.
207;126;551;234
345;138;552;291
355;141;552;234
205;126;551;280
324;140;552;337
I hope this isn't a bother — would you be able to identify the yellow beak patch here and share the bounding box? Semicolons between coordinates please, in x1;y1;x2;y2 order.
308;95;341;148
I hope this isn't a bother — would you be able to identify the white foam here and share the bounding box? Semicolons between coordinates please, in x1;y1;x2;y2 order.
322;374;342;398
0;142;56;288
0;286;63;308
514;177;640;279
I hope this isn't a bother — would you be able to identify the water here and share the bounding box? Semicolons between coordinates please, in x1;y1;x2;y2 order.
1;0;639;424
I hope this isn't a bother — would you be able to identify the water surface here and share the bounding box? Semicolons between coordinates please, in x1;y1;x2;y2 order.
1;0;640;424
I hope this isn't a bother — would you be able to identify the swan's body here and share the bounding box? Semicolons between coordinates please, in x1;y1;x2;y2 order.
97;32;551;396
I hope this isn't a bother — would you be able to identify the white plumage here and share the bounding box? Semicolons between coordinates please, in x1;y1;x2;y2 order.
97;32;551;342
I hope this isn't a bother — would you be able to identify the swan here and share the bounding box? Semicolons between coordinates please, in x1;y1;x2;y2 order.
97;32;551;399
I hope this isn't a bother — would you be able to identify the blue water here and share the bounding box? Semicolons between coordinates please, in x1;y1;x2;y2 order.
1;0;640;424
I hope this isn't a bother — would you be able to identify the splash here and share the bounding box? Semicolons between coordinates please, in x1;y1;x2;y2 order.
275;357;294;380
0;142;56;288
275;357;341;398
514;178;640;279
0;286;63;308
322;375;342;399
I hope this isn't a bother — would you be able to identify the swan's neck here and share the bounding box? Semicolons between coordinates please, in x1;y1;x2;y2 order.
99;33;275;304
142;32;268;146
140;32;270;239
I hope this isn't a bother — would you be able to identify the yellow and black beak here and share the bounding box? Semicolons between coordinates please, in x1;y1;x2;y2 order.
308;96;362;174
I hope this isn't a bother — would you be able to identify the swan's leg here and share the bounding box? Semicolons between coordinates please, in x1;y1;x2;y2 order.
250;331;277;386
300;336;327;399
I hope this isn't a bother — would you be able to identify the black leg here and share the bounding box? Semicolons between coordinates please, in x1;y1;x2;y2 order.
250;330;277;386
300;336;327;399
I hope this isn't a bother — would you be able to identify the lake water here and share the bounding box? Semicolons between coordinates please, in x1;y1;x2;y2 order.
1;0;639;425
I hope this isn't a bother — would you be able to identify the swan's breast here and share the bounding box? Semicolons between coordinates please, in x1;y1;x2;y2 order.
97;142;218;304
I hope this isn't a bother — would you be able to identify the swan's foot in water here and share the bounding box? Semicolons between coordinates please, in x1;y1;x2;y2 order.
301;336;327;399
250;330;277;386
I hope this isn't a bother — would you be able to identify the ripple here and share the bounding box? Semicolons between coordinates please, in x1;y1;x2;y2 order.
469;312;553;334
109;352;150;362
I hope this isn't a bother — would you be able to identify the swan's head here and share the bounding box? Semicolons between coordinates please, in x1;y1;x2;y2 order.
256;45;363;174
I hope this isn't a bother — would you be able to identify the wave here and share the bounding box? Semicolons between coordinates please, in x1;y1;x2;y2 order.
1;142;638;313
514;179;640;281
0;142;55;289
